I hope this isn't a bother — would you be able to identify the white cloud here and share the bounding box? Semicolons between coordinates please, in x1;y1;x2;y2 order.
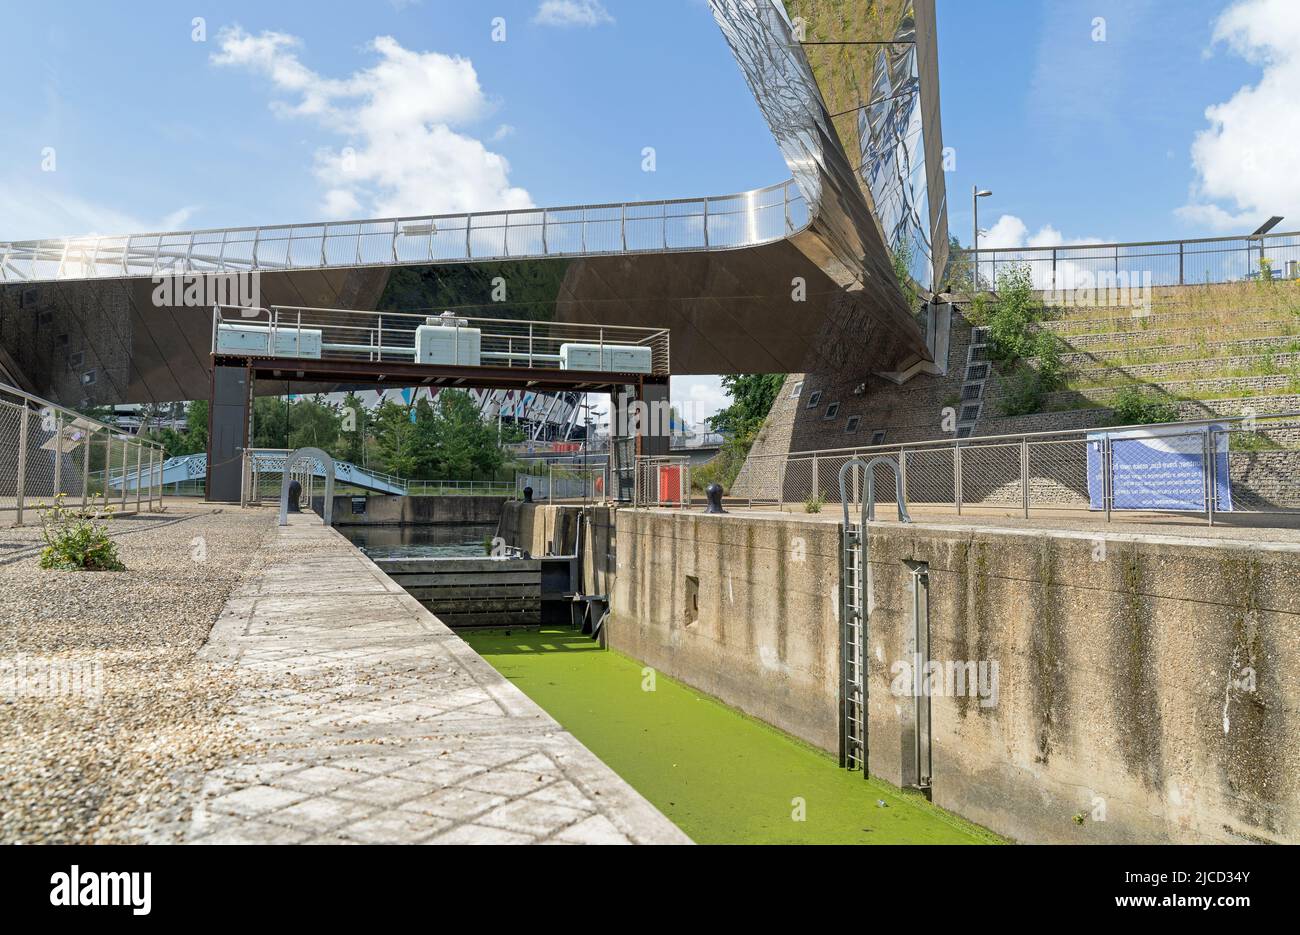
1180;0;1300;231
211;27;532;219
534;1;615;28
979;215;1103;251
672;375;729;428
977;215;1109;291
490;124;515;142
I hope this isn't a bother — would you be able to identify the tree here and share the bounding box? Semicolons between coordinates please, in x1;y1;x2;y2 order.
338;392;369;465
707;374;786;438
371;398;421;477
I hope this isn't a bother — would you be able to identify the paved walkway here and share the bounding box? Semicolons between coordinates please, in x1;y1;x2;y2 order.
187;514;689;845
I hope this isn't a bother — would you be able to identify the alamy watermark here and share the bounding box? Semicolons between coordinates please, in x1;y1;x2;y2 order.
151;272;261;310
1041;268;1152;314
889;655;999;708
2;653;103;705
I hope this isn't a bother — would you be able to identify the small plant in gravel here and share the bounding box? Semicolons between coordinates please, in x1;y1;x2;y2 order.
804;491;825;514
37;495;125;571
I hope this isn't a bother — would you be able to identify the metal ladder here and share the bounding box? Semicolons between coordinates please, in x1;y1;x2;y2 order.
837;456;911;774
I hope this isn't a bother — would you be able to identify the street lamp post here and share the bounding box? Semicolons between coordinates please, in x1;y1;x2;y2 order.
972;186;992;288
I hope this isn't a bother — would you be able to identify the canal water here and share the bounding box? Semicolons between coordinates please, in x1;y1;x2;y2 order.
464;626;1002;845
338;523;496;560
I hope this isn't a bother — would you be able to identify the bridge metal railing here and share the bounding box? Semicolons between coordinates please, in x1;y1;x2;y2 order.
1;382;166;528
739;410;1300;527
1;179;807;283
955;229;1300;291
212;304;671;377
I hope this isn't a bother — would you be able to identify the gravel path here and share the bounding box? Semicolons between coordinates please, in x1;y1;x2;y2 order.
0;506;277;843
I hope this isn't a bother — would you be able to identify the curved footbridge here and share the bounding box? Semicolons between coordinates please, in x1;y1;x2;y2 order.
187;512;689;844
111;449;409;496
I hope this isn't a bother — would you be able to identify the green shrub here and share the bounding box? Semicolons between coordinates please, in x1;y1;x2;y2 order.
804;491;825;514
37;496;125;571
1110;386;1179;425
975;266;1066;417
691;431;755;494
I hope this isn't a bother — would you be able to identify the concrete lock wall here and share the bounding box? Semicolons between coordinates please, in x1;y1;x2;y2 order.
609;511;843;753
597;508;1300;844
497;501;584;556
326;494;508;525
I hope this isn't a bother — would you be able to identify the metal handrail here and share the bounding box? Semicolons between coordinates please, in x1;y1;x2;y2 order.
0;383;166;450
957;229;1300;255
838;456;911;525
753;409;1300;463
0;178;807;283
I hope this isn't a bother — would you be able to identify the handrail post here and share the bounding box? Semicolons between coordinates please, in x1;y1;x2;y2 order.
953;440;963;515
1020;437;1030;518
1204;427;1216;527
1102;436;1113;523
120;435;129;509
53;411;63;498
81;429;91;512
134;443;143;513
15;405;29;526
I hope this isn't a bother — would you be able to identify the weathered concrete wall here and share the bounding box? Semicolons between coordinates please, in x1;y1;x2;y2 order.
610;511;843;753
606;509;1300;844
496;502;619;598
497;501;583;556
864;526;1299;844
327;494;507;526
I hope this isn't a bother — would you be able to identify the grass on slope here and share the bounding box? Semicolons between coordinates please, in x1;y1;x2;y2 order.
463;626;1002;846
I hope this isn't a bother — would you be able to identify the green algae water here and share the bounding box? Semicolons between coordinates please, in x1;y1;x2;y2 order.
463;626;1002;845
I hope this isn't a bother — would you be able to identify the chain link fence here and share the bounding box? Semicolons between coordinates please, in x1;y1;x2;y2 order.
737;411;1300;525
633;457;692;508
1;382;166;528
516;461;610;504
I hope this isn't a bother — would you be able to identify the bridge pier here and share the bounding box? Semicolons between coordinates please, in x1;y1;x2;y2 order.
207;364;251;503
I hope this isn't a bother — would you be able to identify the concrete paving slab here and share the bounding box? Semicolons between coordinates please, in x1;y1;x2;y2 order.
185;514;689;845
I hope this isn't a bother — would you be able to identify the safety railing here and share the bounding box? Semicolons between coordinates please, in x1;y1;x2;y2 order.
1;179;807;283
405;479;518;496
211;304;671;377
516;462;610;505
1;382;166;527
956;230;1300;291
739;410;1300;526
632;456;693;509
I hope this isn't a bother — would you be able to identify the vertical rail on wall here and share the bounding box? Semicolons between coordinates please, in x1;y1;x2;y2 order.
15;404;29;526
908;562;933;796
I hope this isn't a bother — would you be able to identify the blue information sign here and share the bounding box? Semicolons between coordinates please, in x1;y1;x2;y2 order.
1086;425;1232;511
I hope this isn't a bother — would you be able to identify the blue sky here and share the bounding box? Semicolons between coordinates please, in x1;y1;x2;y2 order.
2;0;1297;417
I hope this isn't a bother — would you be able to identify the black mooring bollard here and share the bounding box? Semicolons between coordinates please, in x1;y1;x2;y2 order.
705;482;727;514
523;485;534;503
286;479;303;513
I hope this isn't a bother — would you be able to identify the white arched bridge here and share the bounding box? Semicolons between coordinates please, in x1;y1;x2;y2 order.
106;448;408;495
